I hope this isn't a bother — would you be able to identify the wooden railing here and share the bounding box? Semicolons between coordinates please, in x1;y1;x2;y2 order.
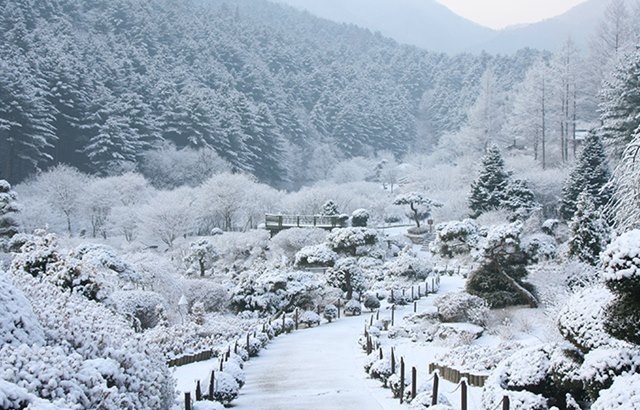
264;214;347;231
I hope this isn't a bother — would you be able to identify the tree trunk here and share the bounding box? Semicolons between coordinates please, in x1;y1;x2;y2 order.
410;203;420;228
498;269;538;308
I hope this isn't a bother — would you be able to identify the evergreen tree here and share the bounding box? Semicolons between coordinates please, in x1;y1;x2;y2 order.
502;178;538;220
468;145;511;217
559;132;611;220
599;49;640;159
568;192;611;266
322;200;339;216
0;180;20;248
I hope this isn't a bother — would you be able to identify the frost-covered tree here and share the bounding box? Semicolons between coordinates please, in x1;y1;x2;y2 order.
322;200;339;216
351;208;370;227
568;192;611;265
183;238;217;277
0;180;20;248
326;257;367;300
599;48;640;159
607;131;640;231
326;227;378;256
559;132;611;220
138;188;195;248
468;145;511;218
502;178;538;220
393;192;442;228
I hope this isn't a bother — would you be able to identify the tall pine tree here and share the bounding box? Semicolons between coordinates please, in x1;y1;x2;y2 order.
559;132;611;220
469;145;511;218
0;180;20;249
568;191;610;265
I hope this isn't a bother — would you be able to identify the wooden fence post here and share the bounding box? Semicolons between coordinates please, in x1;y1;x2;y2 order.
209;371;215;400
294;308;299;330
411;286;414;300
418;285;421;298
432;371;439;406
379;347;383;360
411;366;417;399
376;310;379;320
391;304;395;327
184;392;191;410
391;290;394;303
390;347;395;375
399;358;405;404
413;301;417;313
337;299;341;318
461;379;468;410
246;333;250;352
282;312;286;331
234;340;238;354
195;380;202;401
219;358;223;372
503;395;510;410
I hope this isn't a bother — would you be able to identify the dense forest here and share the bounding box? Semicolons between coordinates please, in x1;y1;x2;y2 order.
0;0;540;188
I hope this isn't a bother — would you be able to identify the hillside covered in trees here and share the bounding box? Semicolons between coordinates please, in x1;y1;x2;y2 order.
0;0;539;188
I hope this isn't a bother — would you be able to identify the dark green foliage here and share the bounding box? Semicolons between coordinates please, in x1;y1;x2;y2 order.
559;133;611;220
502;179;538;220
567;192;610;265
466;261;531;308
604;293;640;345
351;209;370;227
322;200;339;216
468;145;511;217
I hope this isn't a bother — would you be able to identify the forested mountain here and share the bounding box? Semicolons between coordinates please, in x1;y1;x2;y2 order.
0;0;539;188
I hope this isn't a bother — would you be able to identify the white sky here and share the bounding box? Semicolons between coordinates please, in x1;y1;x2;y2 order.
436;0;590;29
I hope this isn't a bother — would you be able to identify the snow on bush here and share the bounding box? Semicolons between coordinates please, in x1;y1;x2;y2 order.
184;278;229;312
429;219;479;257
602;230;640;289
410;391;452;409
193;401;225;410
326;227;378;256
299;310;321;327
344;299;362;316
210;230;270;271
579;346;640;399
591;373;640;410
383;248;432;280
222;358;246;388
269;228;327;262
434;292;489;327
351;208;370;227
231;269;324;314
363;293;381;311
0;379;63;410
521;233;557;263
73;243;141;284
294;244;338;267
369;357;396;384
557;286;616;353
323;304;338;322
481;345;553;410
107;290;167;329
209;371;239;404
433;343;523;374
0;271;44;346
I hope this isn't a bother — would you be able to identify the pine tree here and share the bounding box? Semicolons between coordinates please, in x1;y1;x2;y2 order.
468;145;511;217
0;180;20;248
568;192;611;265
322;200;339;216
599;49;640;159
502;179;538;220
559;132;611;220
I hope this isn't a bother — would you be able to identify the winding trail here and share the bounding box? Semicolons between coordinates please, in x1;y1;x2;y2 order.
230;313;402;410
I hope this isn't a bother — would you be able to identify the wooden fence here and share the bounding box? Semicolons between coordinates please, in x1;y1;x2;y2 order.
428;363;488;388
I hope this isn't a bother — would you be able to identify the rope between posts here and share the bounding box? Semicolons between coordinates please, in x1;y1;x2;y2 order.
488;395;508;410
448;379;463;394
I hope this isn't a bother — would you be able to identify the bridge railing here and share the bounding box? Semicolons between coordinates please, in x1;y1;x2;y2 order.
265;214;346;230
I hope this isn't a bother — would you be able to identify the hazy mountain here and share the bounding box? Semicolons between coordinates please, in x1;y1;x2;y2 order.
274;0;607;54
272;0;495;53
479;0;608;53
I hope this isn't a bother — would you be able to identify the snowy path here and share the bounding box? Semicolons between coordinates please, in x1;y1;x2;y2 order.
231;314;403;410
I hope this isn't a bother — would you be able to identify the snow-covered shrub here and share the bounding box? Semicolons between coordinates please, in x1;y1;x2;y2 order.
323;304;338;322
579;346;640;399
557;286;615;353
429;219;479;257
326;227;378;256
591;373;640;410
108;290;167;329
351;208;370;227
0;379;63;410
210;371;239;404
433;343;523;374
73;243;141;284
184;279;229;312
601;230;640;344
383;248;432;280
364;293;381;311
299;310;321;327
325;257;368;300
243;336;263;357
410;394;452;409
270;228;327;262
564;260;600;290
222;359;246;388
541;219;560;236
369;357;396;384
388;373;410;399
1;273;175;409
210;230;270;270
231;269;324;314
344;299;362;316
434;292;489;326
294;244;338;267
433;323;484;346
521;234;557;263
386;289;412;305
363;351;379;373
0;272;44;346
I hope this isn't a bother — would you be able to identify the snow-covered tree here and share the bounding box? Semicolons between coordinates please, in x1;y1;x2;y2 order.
0;180;20;248
606;131;640;231
351;208;370;227
326;257;367;300
602;229;640;344
183;239;217;277
393;192;442;228
568;192;611;265
138;188;195;248
468;145;511;217
502;178;538;221
559;132;611;220
322;200;339;216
